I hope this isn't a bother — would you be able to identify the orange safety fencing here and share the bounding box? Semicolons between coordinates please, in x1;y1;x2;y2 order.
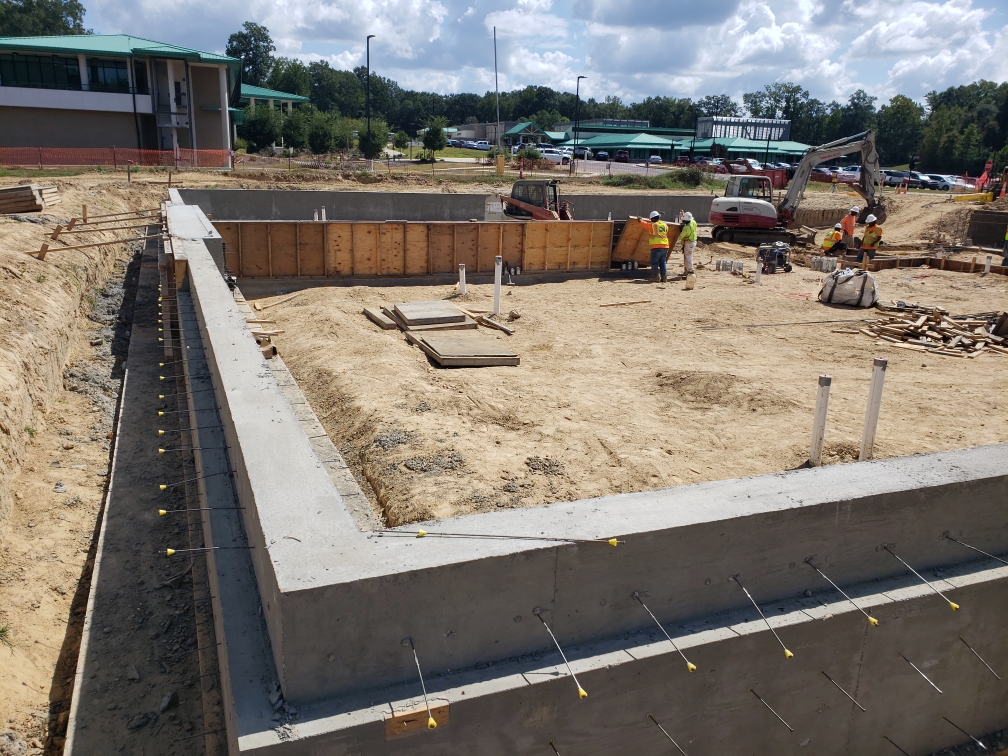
0;147;232;169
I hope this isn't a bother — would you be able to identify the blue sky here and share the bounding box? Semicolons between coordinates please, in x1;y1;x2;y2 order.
85;0;1008;106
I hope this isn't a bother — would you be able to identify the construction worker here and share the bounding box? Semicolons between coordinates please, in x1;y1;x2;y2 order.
678;211;698;289
840;206;858;250
639;211;669;282
822;223;845;255
859;214;883;260
1002;224;1008;266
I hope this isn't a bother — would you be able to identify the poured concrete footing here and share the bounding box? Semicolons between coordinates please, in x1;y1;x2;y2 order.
157;196;1008;755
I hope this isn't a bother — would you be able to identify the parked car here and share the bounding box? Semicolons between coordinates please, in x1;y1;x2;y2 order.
811;167;833;180
474;141;491;151
910;171;935;188
881;169;922;188
573;146;593;159
925;174;954;191
614;150;630;163
539;148;570;165
648;155;663;164
673;155;691;166
595;150;610;161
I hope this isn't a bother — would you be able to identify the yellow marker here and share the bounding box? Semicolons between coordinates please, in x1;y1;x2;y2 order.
949;602;960;611
158;319;162;324
158;328;162;333
158;448;165;454
608;538;618;547
784;649;794;659
158;411;164;416
578;687;588;699
686;662;697;672
158;509;167;516
159;484;167;491
427;717;437;729
416;529;427;538
159;376;165;380
868;617;879;626
166;548;175;556
158;394;165;399
158;429;165;435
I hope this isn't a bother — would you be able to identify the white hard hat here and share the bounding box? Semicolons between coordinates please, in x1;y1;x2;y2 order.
865;214;877;224
834;223;842;230
682;212;693;222
650;211;660;220
850;206;859;213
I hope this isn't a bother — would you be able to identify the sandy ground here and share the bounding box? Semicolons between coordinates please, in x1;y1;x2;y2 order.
266;261;1007;527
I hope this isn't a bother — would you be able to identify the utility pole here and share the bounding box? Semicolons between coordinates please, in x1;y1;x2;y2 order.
494;27;501;152
571;75;586;176
366;34;375;146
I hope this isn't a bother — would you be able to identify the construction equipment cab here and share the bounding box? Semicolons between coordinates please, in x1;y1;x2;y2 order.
498;180;575;220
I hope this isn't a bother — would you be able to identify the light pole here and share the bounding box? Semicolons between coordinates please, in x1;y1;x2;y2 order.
366;34;375;146
571;75;586;176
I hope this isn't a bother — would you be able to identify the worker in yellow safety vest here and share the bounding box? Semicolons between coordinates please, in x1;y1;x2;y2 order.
822;223;845;255
1002;225;1008;265
840;207;858;249
859;214;883;261
639;210;669;282
677;211;698;289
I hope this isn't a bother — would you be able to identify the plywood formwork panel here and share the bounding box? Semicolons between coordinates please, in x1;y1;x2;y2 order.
430;224;455;274
379;223;406;275
405;224;430;275
546;222;571;270
298;222;326;276
268;223;298;277
216;221;240;274
328;223;353;276
568;223;593;270
477;223;501;272
524;222;548;271
239;223;270;277
501;223;524;271
589;222;612;269
352;224;379;276
455;223;479;272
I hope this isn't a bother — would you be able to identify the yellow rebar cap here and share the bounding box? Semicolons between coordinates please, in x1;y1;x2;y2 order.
868;616;879;626
784;649;794;659
686;662;697;672
427;717;437;729
159;484;167;491
608;538;618;547
578;687;588;699
416;529;427;538
166;548;175;556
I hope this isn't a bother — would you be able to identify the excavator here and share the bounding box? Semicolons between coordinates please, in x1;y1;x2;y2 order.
709;131;886;245
497;180;575;220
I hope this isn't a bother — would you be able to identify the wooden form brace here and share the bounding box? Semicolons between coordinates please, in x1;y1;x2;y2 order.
215;220;614;278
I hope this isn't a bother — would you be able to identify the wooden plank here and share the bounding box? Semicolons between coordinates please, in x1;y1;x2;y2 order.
568;222;592;270
394;301;465;325
429;224;455;273
296;222;301;276
591;221;612;269
240;223;270;277
385;702;450;741
379;222;406;275
455;223;479;271
323;223;329;276
328;223;354;275
268;223;298;276
612;216;645;261
364;306;397;330
405;223;429;275
267;223;273;277
237;222;243;276
298;222;325;276
353;223;379;275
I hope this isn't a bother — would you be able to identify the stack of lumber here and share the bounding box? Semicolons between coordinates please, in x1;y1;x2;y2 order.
860;302;1007;358
363;300;519;367
0;184;59;213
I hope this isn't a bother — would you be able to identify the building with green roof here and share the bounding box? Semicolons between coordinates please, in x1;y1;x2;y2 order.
0;34;241;155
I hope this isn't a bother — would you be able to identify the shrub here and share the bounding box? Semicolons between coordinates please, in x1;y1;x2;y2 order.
282;108;311;151
516;146;541;161
240;104;281;153
308;112;336;154
358;120;390;159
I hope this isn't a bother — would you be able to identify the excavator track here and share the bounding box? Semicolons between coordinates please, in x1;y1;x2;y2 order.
712;226;797;246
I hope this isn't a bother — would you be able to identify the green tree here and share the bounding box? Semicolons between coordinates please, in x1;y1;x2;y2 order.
281;107;310;150
392;130;410;152
307;111;335;154
358;119;390;159
0;0;89;35
876;95;924;165
240;103;280;152
226;21;275;87
268;57;310;98
696;94;741;117
332;117;356;153
308;61;363;115
838;89;877;136
422;115;448;156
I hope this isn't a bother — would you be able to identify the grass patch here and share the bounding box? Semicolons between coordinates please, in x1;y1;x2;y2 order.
24;425;36;438
0;624;10;651
601;167;711;191
433;147;491;159
0;166;104;178
36;273;46;283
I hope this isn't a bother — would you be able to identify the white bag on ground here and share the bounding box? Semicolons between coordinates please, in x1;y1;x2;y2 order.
818;268;878;308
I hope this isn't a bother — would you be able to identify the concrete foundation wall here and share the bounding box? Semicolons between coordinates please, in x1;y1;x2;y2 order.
178;188;714;223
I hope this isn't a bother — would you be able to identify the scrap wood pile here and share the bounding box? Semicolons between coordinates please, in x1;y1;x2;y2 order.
364;300;519;367
859;301;1008;358
0;183;60;213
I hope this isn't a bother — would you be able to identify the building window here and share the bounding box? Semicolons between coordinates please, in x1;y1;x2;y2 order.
0;53;82;90
133;60;149;95
87;58;130;93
